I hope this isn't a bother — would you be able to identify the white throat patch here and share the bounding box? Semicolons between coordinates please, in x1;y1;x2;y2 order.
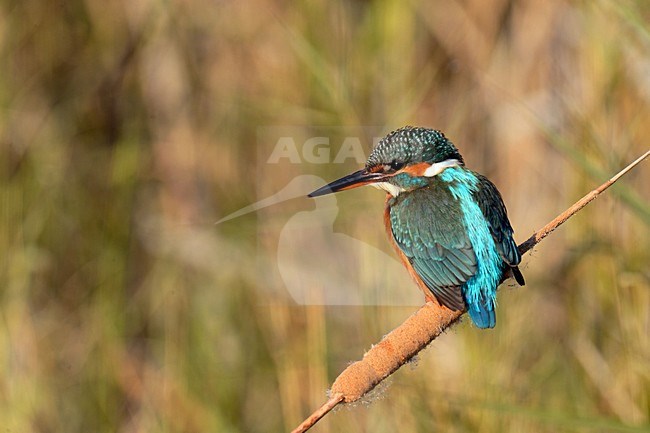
423;159;461;177
371;182;405;197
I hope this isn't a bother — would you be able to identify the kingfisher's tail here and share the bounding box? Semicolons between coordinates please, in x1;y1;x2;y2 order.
466;295;496;329
512;266;525;286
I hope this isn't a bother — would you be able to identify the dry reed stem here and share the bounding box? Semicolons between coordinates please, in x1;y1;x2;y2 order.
517;150;650;254
290;393;345;433
291;150;649;433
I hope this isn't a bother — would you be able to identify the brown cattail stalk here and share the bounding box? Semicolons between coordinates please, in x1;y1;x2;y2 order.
291;150;649;433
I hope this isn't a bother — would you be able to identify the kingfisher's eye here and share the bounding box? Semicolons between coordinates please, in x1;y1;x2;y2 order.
385;161;404;172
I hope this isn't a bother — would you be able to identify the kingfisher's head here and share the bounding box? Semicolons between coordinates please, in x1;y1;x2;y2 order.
309;126;464;198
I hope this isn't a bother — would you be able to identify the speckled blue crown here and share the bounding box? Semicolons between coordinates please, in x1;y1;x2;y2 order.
366;126;464;168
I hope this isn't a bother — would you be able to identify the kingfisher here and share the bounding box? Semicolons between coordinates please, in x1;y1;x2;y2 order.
308;126;525;328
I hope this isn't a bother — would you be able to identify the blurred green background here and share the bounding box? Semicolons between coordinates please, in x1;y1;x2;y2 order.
1;0;649;432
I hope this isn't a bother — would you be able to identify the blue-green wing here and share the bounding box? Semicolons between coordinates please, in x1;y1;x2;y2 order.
389;187;477;310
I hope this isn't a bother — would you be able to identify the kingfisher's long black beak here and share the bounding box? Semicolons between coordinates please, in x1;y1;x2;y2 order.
308;169;386;197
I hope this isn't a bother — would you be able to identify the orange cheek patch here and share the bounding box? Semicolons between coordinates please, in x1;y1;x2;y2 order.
400;162;431;177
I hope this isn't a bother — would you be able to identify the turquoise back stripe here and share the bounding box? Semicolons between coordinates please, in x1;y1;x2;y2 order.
439;167;502;309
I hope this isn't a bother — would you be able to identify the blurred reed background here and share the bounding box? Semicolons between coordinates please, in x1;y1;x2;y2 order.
1;0;649;432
